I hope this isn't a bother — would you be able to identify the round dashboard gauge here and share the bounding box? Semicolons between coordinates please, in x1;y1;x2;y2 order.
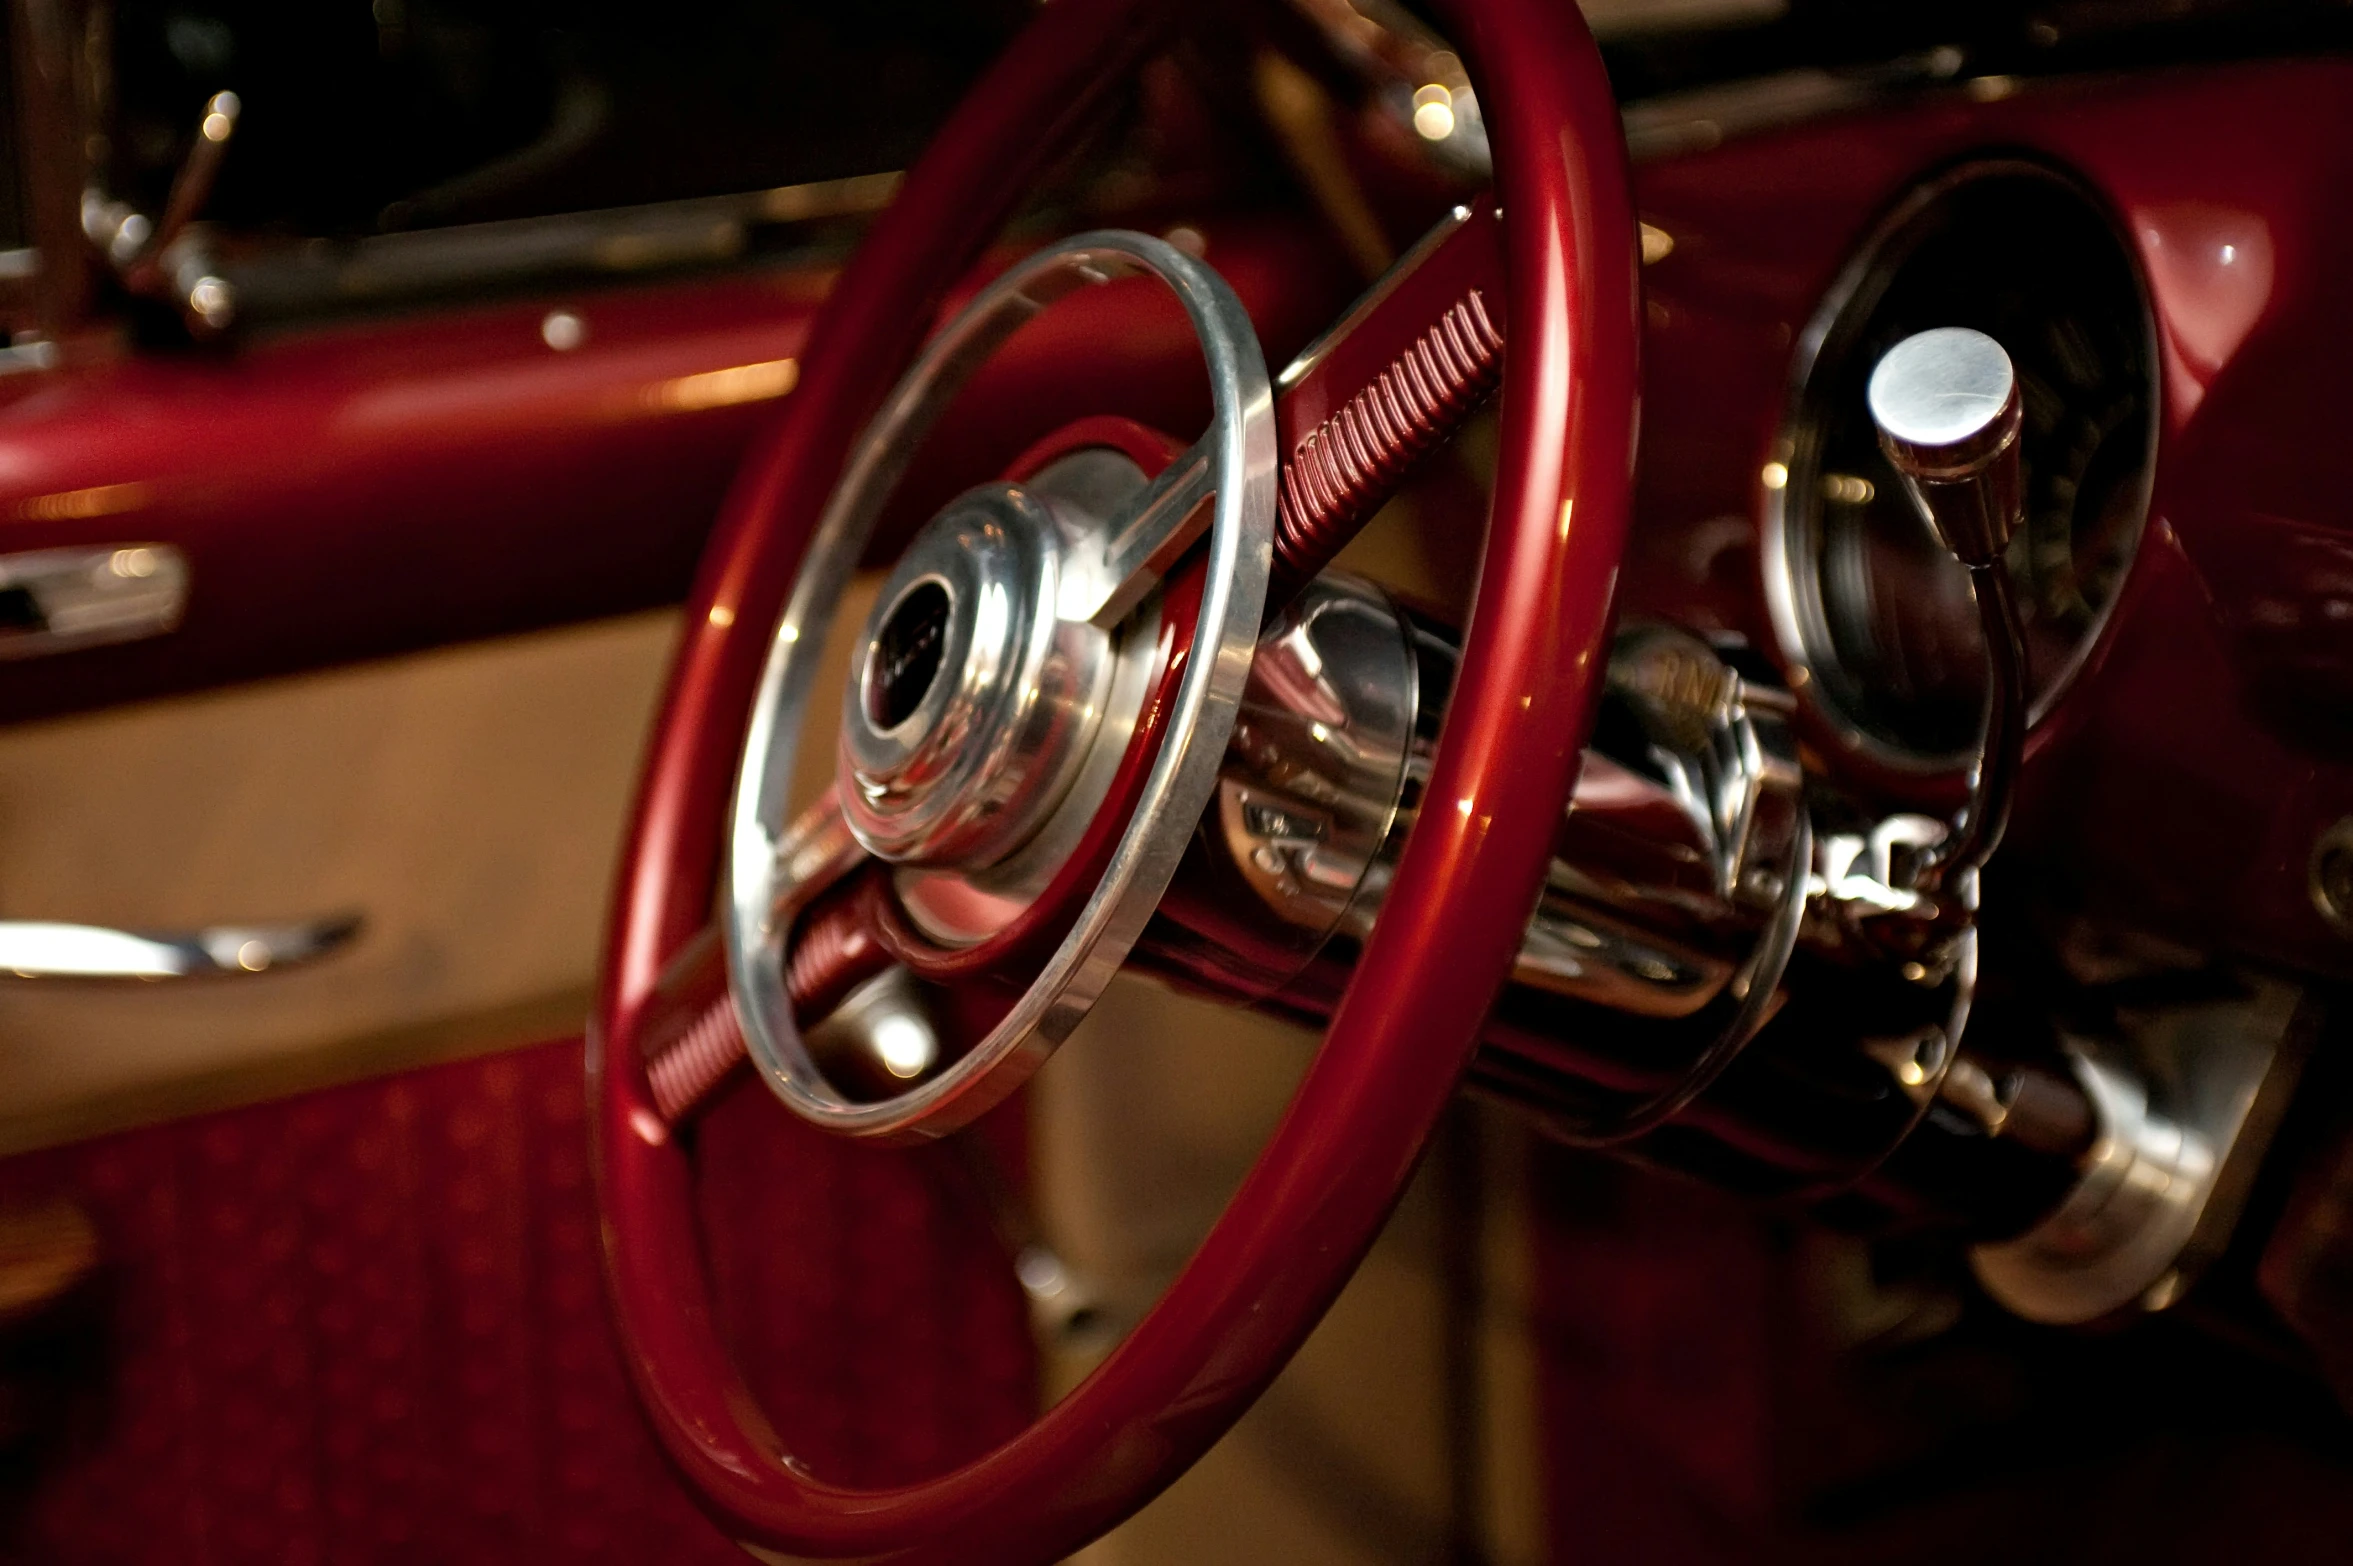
1762;161;2158;772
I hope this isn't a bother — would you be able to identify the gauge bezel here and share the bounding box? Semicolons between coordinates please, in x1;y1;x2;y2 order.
1759;156;2161;779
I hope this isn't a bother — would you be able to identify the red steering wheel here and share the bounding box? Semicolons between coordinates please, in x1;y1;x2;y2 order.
590;0;1638;1556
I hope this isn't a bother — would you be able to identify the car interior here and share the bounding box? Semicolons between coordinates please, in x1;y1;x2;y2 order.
0;0;2351;1561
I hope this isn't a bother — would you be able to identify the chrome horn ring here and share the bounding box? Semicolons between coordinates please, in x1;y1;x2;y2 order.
725;230;1277;1140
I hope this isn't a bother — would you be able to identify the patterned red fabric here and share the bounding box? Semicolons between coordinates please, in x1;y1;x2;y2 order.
0;1037;1035;1563
693;1053;1039;1489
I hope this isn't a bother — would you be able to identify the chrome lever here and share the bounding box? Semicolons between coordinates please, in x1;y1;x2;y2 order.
0;912;359;980
1868;326;2029;895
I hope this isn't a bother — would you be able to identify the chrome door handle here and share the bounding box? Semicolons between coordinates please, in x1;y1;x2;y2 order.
0;545;190;660
0;914;360;980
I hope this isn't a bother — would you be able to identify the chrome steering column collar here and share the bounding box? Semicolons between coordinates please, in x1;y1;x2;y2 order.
1178;554;2269;1316
1972;1050;2221;1324
1188;590;1837;1146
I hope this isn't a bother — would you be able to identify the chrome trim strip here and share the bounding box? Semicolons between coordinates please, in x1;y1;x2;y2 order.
1620;51;1965;160
222;172;903;322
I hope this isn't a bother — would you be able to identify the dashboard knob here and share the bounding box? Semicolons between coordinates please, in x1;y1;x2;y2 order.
1865;326;2030;893
1866;326;2023;569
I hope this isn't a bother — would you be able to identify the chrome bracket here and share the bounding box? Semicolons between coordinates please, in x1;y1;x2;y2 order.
1972;978;2303;1323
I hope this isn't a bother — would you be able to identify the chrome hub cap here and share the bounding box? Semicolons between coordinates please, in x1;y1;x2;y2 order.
839;480;1118;870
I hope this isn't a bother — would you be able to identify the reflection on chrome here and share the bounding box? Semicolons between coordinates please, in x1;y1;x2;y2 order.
806;968;940;1085
1206;600;1810;1038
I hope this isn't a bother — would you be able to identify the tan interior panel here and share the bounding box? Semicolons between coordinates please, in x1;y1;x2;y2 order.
0;611;680;1152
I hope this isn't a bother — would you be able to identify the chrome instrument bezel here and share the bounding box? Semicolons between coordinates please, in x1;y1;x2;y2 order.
1759;158;2160;778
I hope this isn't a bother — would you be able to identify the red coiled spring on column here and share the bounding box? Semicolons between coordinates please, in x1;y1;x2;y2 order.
644;893;888;1123
1271;287;1505;596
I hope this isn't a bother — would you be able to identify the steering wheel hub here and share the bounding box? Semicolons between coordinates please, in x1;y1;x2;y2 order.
840;480;1120;870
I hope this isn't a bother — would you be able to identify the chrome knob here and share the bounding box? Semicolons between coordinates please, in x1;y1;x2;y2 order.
1866;326;2023;569
1866;326;2030;895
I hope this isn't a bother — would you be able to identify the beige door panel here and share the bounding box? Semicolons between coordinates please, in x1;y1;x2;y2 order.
0;611;679;1153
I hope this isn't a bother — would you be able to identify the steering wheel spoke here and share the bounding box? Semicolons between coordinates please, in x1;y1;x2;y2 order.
762;785;867;937
1060;434;1217;629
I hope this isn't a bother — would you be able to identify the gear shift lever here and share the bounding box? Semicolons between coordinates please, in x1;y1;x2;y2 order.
1867;326;2030;893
